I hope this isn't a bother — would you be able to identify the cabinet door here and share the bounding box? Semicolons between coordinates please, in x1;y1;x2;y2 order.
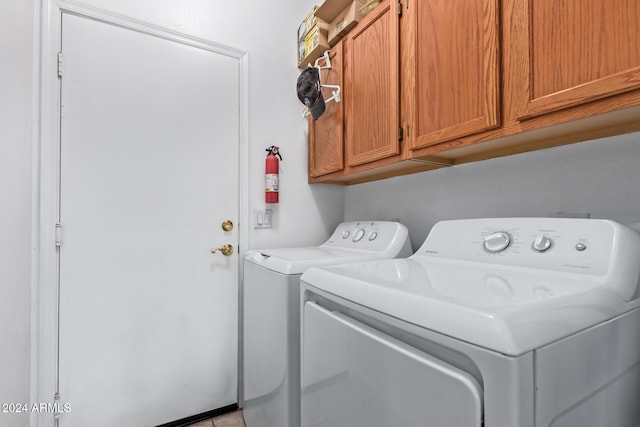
406;0;500;151
345;0;400;167
517;0;640;120
308;43;344;178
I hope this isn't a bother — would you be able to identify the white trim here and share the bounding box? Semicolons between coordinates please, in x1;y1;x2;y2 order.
239;54;251;258
236;35;251;411
57;0;247;59
33;0;62;425
30;0;44;426
237;52;250;408
34;1;249;425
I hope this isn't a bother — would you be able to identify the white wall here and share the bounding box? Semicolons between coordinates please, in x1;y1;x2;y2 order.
345;131;640;251
0;1;35;426
68;0;345;250
1;1;344;425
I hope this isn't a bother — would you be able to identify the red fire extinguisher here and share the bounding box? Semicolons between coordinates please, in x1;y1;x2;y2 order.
265;146;282;203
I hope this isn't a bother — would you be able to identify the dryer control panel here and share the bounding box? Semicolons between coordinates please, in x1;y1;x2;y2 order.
416;218;640;279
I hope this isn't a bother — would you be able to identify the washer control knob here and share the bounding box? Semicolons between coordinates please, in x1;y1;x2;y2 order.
532;234;552;252
483;232;511;253
368;231;378;241
352;228;365;242
342;231;350;239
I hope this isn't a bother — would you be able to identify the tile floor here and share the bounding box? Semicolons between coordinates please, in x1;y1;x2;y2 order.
187;410;245;427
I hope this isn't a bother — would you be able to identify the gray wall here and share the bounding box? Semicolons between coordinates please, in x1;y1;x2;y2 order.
345;131;640;251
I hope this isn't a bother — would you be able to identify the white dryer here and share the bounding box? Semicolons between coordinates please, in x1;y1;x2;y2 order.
242;221;412;427
300;218;640;427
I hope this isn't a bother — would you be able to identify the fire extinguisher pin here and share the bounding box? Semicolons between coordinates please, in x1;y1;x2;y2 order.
266;146;283;161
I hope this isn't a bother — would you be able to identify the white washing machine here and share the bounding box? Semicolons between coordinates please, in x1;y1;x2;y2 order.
300;218;640;427
242;221;412;427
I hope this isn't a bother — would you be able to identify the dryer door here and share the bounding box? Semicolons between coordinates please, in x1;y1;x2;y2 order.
302;302;483;427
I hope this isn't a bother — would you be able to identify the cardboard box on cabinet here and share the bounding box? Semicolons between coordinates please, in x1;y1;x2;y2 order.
298;24;330;68
297;5;330;68
316;0;366;46
297;6;329;42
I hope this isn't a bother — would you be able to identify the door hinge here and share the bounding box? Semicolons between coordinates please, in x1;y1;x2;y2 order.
53;392;61;420
55;223;63;247
398;127;404;141
398;2;403;16
57;52;64;78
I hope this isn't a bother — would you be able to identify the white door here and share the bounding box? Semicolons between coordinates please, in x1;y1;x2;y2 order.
58;13;240;427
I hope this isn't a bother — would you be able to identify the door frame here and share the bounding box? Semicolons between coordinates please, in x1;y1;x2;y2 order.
32;2;249;425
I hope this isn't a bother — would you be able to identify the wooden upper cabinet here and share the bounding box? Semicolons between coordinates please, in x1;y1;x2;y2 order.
308;42;344;178
405;0;500;151
517;0;640;120
345;0;400;167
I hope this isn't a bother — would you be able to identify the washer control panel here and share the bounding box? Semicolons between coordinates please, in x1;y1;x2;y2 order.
417;218;628;275
324;221;410;253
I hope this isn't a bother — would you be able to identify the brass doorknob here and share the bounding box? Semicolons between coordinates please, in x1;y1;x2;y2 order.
211;244;234;256
221;220;233;232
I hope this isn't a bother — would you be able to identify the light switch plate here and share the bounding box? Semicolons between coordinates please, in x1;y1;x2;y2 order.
254;209;273;229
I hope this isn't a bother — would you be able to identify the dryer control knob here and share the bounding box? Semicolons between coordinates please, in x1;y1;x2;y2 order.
352;228;365;242
342;231;350;239
484;232;511;253
532;234;552;252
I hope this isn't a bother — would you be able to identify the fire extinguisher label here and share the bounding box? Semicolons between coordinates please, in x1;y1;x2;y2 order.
265;174;279;192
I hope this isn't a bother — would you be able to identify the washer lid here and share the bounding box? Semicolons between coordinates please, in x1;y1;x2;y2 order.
244;220;413;275
301;258;640;356
244;247;388;275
